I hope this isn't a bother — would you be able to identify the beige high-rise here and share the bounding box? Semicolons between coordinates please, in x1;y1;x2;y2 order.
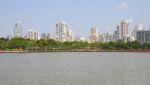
89;27;98;43
120;19;129;39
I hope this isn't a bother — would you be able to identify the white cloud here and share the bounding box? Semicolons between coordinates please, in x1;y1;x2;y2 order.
117;2;128;11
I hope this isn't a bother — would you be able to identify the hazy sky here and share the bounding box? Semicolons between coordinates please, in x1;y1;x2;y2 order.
0;0;150;37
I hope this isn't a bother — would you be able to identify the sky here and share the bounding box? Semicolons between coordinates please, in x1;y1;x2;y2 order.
0;0;150;37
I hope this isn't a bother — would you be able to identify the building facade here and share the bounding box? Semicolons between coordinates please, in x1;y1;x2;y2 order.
26;30;39;40
67;30;75;42
56;21;68;42
105;32;113;42
14;21;22;38
132;24;143;40
113;19;129;42
98;33;104;42
41;33;55;40
56;21;75;42
113;25;121;41
120;19;129;40
41;33;49;40
136;29;150;44
89;27;99;43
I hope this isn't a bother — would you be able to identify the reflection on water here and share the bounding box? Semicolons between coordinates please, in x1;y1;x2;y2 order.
0;52;150;85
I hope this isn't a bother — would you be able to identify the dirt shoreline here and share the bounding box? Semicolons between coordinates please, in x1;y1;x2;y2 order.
1;49;150;53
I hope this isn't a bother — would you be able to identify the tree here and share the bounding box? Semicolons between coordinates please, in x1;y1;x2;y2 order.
108;42;116;50
36;39;48;48
130;41;141;49
115;40;125;50
0;38;8;49
89;42;101;49
8;38;28;49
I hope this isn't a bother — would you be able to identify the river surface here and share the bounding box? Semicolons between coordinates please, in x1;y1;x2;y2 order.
0;52;150;85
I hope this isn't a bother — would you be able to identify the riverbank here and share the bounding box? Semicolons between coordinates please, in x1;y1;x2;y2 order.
0;50;28;53
1;49;150;53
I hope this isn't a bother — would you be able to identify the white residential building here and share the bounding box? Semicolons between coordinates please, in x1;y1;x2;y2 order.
89;27;99;43
56;21;68;42
14;21;22;38
105;32;113;42
26;30;39;40
41;33;49;40
41;33;56;40
120;19;129;40
132;24;143;41
67;30;75;42
56;21;75;42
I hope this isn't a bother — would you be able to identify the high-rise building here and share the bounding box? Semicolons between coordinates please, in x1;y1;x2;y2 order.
105;32;113;42
56;21;68;42
120;19;129;40
113;19;129;41
136;29;150;44
98;33;104;42
124;34;135;42
26;30;39;40
14;21;22;38
67;30;75;42
113;25;121;41
90;27;97;34
41;33;49;40
47;33;56;40
56;21;75;42
132;24;143;40
89;27;99;43
41;33;55;40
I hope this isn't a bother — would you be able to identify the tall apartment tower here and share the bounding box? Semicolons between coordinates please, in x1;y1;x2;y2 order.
113;25;121;41
56;21;68;42
41;33;56;40
26;30;39;40
41;33;49;40
89;27;99;43
120;19;129;40
105;32;113;42
14;21;22;38
132;24;143;40
136;29;150;44
67;30;75;42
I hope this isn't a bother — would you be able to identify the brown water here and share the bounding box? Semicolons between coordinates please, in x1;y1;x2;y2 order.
0;52;150;85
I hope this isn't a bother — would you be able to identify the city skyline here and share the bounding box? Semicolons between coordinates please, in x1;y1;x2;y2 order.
0;0;150;37
6;20;148;44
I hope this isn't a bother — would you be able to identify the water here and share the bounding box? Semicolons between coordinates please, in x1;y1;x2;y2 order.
0;52;150;85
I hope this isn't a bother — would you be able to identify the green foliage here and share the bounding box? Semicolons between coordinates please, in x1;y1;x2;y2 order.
142;43;150;49
71;41;89;49
90;42;101;49
36;39;48;48
115;40;125;49
8;38;28;49
0;38;8;49
0;37;149;51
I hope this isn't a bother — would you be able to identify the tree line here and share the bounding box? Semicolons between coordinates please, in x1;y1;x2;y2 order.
0;38;150;51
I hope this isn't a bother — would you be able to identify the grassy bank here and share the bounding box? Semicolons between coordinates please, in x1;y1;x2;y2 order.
1;38;150;53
